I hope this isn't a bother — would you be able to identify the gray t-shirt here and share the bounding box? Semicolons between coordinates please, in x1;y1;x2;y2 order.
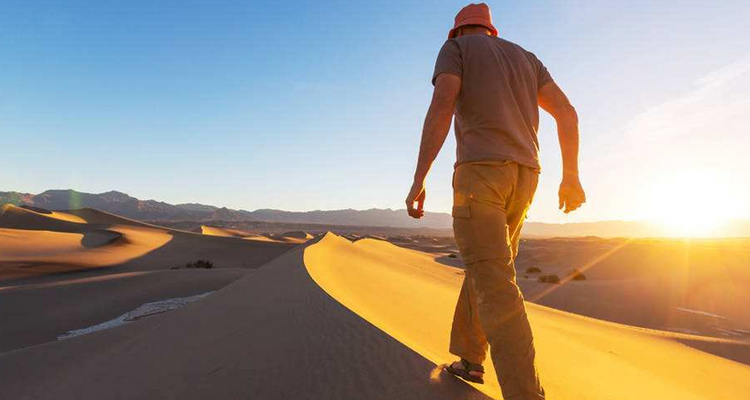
432;34;553;171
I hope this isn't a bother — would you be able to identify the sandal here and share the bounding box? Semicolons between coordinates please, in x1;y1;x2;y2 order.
445;358;485;384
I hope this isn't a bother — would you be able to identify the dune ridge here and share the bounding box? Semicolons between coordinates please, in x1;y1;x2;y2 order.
0;205;297;281
199;225;314;243
304;233;750;400
0;205;172;279
0;241;490;400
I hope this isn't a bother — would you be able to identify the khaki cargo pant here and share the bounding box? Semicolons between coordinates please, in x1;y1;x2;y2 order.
449;161;545;400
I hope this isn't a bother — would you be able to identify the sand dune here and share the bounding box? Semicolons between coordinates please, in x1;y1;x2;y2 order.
0;205;297;281
304;233;750;400
0;206;301;353
200;225;254;238
0;240;490;400
0;205;172;280
63;208;164;228
0;268;247;353
199;225;314;243
0;204;87;231
268;231;314;244
2;219;748;399
405;235;750;342
280;230;314;240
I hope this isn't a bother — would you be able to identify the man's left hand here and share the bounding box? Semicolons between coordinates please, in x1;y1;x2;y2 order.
559;176;586;213
405;181;426;219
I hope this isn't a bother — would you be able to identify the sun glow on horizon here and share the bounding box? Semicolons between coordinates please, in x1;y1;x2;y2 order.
640;169;739;237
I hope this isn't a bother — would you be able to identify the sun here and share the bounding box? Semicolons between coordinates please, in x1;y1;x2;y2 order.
642;169;737;237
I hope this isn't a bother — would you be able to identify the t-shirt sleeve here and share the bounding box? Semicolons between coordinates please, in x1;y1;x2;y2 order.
528;51;553;89
432;40;462;86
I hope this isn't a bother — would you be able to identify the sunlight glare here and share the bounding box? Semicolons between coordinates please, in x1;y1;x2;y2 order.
642;169;738;237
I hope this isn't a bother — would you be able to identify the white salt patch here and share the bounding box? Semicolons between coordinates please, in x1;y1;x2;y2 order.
665;327;702;335
58;292;213;340
675;307;727;320
715;328;744;337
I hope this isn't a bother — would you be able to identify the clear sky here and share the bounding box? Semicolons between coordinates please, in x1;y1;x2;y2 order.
1;0;749;225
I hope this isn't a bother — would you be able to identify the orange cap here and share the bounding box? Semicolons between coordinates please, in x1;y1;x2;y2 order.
448;3;498;39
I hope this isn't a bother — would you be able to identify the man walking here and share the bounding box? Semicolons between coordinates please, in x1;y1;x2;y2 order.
405;3;585;399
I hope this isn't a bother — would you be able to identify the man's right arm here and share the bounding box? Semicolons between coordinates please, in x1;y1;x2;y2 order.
538;82;586;213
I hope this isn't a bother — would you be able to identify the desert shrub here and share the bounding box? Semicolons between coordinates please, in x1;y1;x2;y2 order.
526;266;542;273
570;268;587;281
185;260;214;269
538;274;561;284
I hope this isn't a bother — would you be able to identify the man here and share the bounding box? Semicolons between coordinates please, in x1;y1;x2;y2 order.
405;3;585;400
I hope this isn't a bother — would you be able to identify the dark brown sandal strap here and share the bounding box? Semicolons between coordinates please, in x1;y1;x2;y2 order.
460;358;484;373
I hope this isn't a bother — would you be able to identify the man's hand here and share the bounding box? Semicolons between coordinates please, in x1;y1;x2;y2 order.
405;181;426;219
559;175;586;213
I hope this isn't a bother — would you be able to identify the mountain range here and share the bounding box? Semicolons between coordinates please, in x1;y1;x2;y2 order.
0;189;452;228
2;189;748;237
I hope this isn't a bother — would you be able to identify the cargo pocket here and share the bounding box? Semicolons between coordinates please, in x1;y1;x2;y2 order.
452;201;510;265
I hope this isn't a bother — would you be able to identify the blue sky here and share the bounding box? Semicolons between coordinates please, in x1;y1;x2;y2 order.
1;0;749;223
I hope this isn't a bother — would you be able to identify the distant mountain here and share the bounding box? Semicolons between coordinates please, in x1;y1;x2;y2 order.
0;189;206;222
0;189;450;228
174;203;219;213
2;189;748;237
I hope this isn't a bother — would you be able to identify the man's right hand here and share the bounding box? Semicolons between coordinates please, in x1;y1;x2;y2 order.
559;176;586;213
405;180;426;219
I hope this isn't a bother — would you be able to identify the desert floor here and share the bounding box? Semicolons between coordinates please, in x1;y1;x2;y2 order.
1;204;749;399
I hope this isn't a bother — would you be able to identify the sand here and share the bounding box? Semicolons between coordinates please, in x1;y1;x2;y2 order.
0;205;172;280
0;205;298;353
0;204;297;281
2;206;749;399
200;225;314;243
200;225;255;238
0;268;248;353
304;234;750;400
400;235;750;343
0;241;490;400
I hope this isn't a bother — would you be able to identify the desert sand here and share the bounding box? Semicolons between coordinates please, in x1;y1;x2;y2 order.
305;234;750;399
405;235;750;349
0;204;297;281
0;205;297;352
0;236;490;400
200;224;314;243
1;206;749;399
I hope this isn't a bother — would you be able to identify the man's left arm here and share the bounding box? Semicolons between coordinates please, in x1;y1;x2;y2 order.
405;73;461;219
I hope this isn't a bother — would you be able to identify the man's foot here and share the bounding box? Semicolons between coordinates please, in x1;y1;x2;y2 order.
445;359;485;384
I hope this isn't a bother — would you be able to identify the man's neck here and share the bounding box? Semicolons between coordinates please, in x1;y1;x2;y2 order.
458;27;491;37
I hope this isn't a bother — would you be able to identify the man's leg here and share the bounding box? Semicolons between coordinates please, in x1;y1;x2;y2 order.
466;255;543;400
450;163;543;400
448;165;538;369
477;165;541;400
448;273;488;366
